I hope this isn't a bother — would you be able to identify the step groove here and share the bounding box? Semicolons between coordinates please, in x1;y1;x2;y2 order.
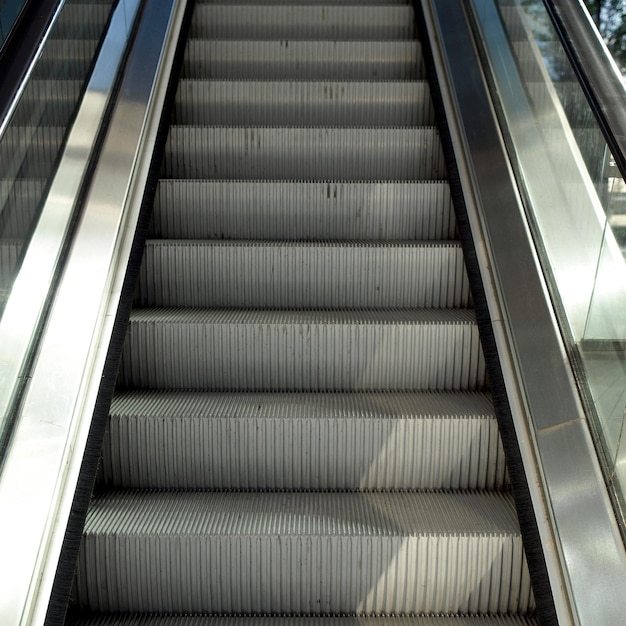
136;240;470;308
182;41;424;80
190;6;415;40
163;127;446;181
118;308;486;391
74;491;533;615
151;181;455;240
172;80;435;127
100;390;506;490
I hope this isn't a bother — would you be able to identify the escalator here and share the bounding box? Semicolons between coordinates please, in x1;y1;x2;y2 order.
62;1;538;624
6;0;626;624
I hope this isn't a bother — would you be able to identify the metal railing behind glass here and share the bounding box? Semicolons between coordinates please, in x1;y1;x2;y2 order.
470;0;626;522
0;0;131;458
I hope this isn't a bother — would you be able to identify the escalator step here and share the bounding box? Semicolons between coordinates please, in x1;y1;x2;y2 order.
182;41;423;80
100;390;506;490
0;178;46;238
172;80;435;127
190;5;415;40
0;126;65;179
67;617;539;626
11;79;82;126
136;240;469;308
33;39;100;79
151;180;455;240
74;491;532;615
163;127;445;180
118;308;485;391
53;3;114;40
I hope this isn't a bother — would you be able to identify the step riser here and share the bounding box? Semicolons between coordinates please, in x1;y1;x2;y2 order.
151;181;455;241
173;81;435;127
74;492;532;615
0;179;45;239
119;313;486;391
190;6;415;40
101;411;506;489
76;533;528;614
182;41;424;80
136;242;469;308
1;127;64;179
54;4;113;40
34;40;99;79
163;128;446;181
12;80;82;126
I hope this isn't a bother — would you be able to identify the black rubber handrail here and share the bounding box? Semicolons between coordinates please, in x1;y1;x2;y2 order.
543;0;626;182
0;0;63;129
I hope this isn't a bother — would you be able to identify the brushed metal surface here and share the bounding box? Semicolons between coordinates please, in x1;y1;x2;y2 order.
74;491;532;615
182;40;423;80
172;80;435;127
136;240;469;308
163;127;446;180
152;181;455;240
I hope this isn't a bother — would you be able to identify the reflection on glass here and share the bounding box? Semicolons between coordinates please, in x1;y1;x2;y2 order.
0;1;115;317
471;0;626;520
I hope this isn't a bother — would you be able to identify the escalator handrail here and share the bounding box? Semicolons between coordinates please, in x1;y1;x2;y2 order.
543;0;626;181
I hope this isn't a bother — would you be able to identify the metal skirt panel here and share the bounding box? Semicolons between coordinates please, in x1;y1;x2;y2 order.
74;491;532;615
182;41;424;80
163;127;446;180
151;181;455;241
118;308;486;391
172;80;435;127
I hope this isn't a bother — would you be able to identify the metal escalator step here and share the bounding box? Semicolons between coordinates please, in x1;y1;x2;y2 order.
119;308;486;391
74;491;533;615
12;79;82;126
173;80;434;126
53;3;113;39
182;41;423;80
0;239;22;288
190;6;415;40
101;390;506;490
0;178;46;238
163;127;445;180
33;39;100;79
196;0;412;5
66;617;540;626
136;240;469;308
0;126;65;179
151;181;455;240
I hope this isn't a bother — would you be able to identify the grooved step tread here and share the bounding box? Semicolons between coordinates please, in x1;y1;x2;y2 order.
163;127;445;181
101;390;506;490
190;6;415;40
136;240;469;308
172;80;435;127
151;180;455;241
74;491;533;615
182;41;424;80
119;308;486;391
67;617;539;626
